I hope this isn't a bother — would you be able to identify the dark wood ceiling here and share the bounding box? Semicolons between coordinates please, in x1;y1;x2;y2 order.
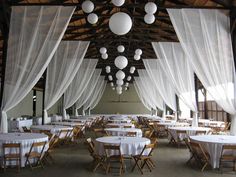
0;0;234;89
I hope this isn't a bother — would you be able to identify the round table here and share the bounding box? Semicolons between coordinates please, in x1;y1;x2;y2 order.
95;136;150;156
0;133;48;167
51;121;84;127
106;123;135;128
31;125;73;138
158;122;190;128
107;119;132;123
190;135;236;168
168;126;211;141
105;128;142;137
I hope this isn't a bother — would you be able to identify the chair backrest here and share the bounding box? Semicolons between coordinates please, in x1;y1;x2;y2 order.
150;138;158;147
124;125;132;128
85;138;95;155
28;141;47;159
3;143;21;156
221;145;236;157
103;144;122;158
57;129;70;138
139;143;155;157
126;131;137;137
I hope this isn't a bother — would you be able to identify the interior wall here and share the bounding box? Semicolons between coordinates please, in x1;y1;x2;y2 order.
92;84;151;114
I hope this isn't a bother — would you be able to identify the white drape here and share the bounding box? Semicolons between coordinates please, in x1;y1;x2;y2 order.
153;42;198;126
168;9;236;133
75;69;101;113
138;70;164;110
63;59;97;118
44;41;89;123
143;59;177;111
90;81;107;110
83;76;105;111
1;6;75;132
134;82;153;111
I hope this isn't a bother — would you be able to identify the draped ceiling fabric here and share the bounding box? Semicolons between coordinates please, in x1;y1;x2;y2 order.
44;41;89;123
0;6;75;132
143;59;177;112
90;80;107;110
63;59;98;119
138;70;164;111
168;9;236;134
134;82;153;111
83;76;106;111
153;42;198;126
134;77;156;111
75;69;101;116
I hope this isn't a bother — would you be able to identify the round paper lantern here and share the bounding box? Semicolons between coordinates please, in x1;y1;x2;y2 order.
114;56;128;69
144;14;155;24
116;70;125;80
87;13;98;24
124;87;128;91
116;79;124;86
110;82;114;87
134;54;141;60
125;82;129;87
108;75;113;81
101;53;108;60
130;66;135;73
127;75;131;81
112;0;125;6
109;12;132;35
135;49;142;55
105;66;111;73
116;86;122;91
112;87;115;90
117;45;125;53
99;47;107;54
82;0;94;13
145;2;157;14
117;90;122;95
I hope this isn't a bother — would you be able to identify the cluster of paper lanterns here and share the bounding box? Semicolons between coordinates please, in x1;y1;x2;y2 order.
100;47;108;60
134;48;142;61
105;66;111;73
130;66;136;74
82;0;98;24
144;2;157;24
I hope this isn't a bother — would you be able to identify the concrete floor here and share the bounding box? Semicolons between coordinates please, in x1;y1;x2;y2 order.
1;138;235;177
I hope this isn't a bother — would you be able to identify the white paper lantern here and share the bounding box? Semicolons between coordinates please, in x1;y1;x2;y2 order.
117;45;125;53
124;87;128;91
117;90;122;95
116;70;125;80
108;75;113;81
116;79;124;86
145;2;157;14
101;53;108;60
144;14;155;24
114;56;128;69
110;82;114;87
109;12;132;35
105;66;111;73
82;0;94;13
134;54;141;60
116;86;122;91
125;82;129;87
112;0;125;6
87;13;98;24
99;47;107;54
127;75;131;81
112;87;115;90
130;66;135;73
135;49;142;55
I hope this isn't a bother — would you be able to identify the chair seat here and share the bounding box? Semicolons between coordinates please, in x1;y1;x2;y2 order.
4;153;20;159
25;151;41;158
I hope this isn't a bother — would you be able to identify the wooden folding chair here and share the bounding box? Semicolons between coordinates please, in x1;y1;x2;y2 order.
219;145;236;173
167;129;177;145
176;130;187;148
103;144;125;175
43;135;59;164
3;143;21;172
25;141;47;169
57;129;71;145
144;129;154;139
85;138;106;172
131;143;155;174
189;141;211;171
184;138;194;165
154;124;167;137
126;132;137;137
22;126;31;133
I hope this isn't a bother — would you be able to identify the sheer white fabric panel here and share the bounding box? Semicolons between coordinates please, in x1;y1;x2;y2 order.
143;59;177;111
1;6;74;132
134;77;156;110
83;76;105;110
168;9;236;133
138;70;164;110
134;82;152;111
90;81;107;110
44;41;89;122
75;69;101;111
63;59;98;118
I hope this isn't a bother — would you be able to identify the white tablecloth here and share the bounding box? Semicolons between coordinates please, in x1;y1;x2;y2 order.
106;123;135;128
51;115;63;122
95;136;150;156
9;119;33;131
31;125;73;138
107;119;132;123
0;133;48;167
51;121;84;127
168;127;211;141
158;122;190;128
105;128;142;137
190;135;236;168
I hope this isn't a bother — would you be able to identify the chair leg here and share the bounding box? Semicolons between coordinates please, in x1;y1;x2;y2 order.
201;162;208;172
131;158;138;172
